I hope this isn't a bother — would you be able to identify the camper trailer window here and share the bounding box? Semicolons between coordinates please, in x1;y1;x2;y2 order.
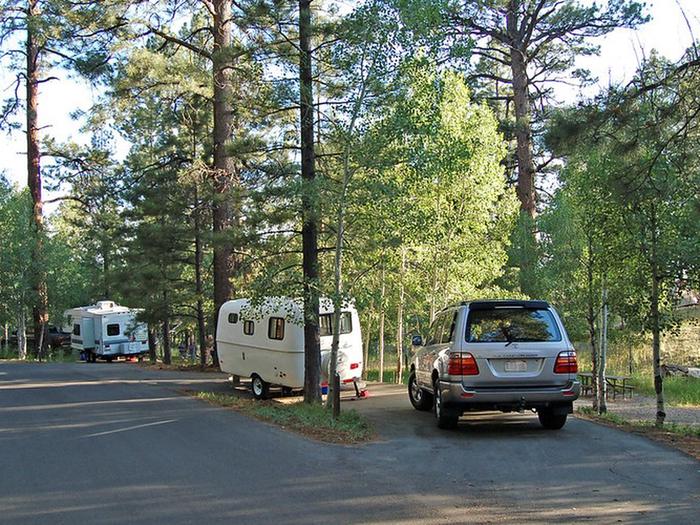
228;313;238;324
268;317;285;340
107;324;120;336
319;312;353;336
73;323;80;336
243;320;254;335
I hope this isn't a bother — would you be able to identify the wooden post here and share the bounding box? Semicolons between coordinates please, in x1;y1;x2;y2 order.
378;262;385;383
598;283;608;414
332;372;340;419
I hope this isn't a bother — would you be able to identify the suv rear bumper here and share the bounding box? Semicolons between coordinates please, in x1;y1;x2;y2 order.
439;379;580;413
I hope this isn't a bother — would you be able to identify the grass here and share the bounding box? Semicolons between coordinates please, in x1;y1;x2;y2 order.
0;345;76;362
193;391;373;444
577;406;700;438
364;368;408;384
628;373;700;407
577;348;700;407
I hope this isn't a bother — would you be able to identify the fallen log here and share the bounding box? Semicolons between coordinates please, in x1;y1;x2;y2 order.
661;364;700;378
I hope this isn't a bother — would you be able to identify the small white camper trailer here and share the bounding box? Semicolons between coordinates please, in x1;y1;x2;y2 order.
216;297;365;399
64;301;149;362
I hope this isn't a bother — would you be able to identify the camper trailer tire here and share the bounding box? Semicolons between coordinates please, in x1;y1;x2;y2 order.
251;374;269;400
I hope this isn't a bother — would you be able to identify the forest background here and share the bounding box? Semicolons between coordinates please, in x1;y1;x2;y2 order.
1;0;698;424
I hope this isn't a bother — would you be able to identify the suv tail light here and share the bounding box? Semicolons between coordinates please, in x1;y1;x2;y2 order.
554;350;578;374
447;352;479;376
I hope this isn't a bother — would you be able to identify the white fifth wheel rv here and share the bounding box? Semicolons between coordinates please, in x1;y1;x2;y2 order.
216;297;365;399
64;301;149;362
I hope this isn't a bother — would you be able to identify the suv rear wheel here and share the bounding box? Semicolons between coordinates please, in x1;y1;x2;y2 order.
408;372;432;411
538;409;567;430
434;380;459;429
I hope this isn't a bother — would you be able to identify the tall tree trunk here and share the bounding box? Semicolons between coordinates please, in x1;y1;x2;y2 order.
395;248;406;384
3;322;8;353
506;2;538;296
597;283;608;414
26;0;48;360
17;310;27;360
148;327;157;363
193;183;208;369
162;317;172;366
650;205;665;427
586;236;599;411
506;3;536;219
211;0;236;369
327;157;350;412
362;310;372;381
378;262;385;383
429;263;438;323
651;273;664;426
299;0;320;403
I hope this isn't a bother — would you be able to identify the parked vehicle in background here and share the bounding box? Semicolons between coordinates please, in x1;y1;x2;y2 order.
64;301;149;362
47;326;71;348
216;297;365;399
408;300;580;430
6;325;71;349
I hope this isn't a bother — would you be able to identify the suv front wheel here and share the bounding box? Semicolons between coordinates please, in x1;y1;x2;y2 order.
408;372;432;411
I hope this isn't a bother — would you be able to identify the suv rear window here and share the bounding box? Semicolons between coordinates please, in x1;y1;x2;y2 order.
466;308;562;343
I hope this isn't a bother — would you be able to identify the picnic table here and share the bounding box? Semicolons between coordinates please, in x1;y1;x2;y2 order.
578;372;634;400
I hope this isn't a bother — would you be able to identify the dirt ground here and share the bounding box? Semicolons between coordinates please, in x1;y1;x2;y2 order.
575;394;700;460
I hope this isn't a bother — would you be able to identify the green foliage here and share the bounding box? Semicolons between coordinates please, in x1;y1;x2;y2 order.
353;61;517;316
631;375;700;407
0;180;34;327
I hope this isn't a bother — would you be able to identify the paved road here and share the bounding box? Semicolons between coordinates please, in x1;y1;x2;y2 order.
1;362;698;524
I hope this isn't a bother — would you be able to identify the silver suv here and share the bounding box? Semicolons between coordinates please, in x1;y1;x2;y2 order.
408;300;580;430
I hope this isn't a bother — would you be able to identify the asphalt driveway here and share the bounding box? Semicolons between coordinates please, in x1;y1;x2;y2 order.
1;362;698;524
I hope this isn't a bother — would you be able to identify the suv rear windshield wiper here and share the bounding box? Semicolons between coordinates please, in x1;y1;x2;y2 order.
502;327;514;347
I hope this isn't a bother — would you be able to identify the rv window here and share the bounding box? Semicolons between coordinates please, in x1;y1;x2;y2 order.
243;320;254;336
107;324;120;336
268;318;285;340
319;312;352;336
73;323;80;336
228;313;238;324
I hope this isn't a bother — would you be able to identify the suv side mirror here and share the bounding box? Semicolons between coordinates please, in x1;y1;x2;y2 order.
411;334;423;347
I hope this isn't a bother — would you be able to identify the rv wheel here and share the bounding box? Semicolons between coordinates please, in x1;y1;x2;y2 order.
251;374;269;400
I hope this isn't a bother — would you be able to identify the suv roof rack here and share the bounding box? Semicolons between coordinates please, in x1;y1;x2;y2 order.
438;299;550;313
467;299;550;310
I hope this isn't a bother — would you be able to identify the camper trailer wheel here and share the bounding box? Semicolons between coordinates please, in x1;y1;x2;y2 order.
106;356;114;363
251;375;269;400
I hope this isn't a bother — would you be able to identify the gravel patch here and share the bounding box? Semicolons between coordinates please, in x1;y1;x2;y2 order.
576;394;700;426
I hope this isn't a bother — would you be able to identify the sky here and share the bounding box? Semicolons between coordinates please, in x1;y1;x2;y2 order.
1;0;699;193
